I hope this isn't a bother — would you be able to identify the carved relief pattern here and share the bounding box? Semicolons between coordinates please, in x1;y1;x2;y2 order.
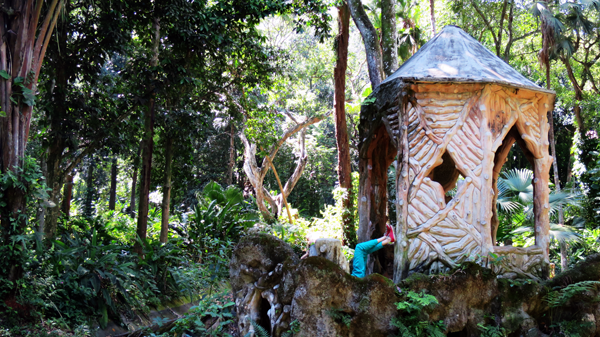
389;84;551;278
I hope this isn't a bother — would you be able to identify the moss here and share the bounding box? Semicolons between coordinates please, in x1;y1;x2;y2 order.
547;254;600;288
401;272;430;288
238;233;299;264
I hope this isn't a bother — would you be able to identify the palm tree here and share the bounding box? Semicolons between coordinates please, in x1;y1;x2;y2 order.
496;168;582;269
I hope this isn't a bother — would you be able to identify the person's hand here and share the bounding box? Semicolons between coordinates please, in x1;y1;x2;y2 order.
382;236;392;245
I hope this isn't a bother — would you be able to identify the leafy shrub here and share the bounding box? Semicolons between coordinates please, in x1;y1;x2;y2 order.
188;182;258;243
151;290;235;337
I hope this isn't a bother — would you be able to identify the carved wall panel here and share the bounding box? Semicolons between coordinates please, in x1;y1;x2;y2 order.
390;83;553;281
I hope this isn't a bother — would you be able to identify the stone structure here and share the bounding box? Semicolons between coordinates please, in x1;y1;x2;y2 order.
358;26;555;281
230;234;600;336
308;238;349;272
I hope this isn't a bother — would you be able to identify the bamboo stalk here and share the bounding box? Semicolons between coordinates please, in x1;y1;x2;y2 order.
262;147;294;224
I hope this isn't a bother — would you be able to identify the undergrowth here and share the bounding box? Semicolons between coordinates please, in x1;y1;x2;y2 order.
392;290;445;337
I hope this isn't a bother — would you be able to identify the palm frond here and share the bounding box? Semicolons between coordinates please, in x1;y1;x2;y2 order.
499;168;533;204
550;223;582;244
581;0;600;12
497;197;523;214
550;36;575;60
548;190;582;216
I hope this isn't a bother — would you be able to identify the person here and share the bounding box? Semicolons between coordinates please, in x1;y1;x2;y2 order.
351;224;396;278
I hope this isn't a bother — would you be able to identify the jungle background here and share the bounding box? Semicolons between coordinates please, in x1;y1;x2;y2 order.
0;0;599;335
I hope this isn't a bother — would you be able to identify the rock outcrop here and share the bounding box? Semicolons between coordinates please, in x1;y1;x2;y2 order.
230;234;600;337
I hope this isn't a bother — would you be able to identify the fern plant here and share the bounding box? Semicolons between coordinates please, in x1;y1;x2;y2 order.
477;323;508;337
244;318;300;337
326;308;353;328
545;281;600;308
392;291;445;337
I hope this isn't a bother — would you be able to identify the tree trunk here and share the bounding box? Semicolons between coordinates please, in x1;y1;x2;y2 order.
83;156;96;218
381;0;398;77
563;57;585;137
130;162;138;219
227;122;235;186
160;137;173;244
0;1;65;301
544;57;567;271
109;157;118;211
347;0;384;88
45;139;64;238
61;173;73;217
241;114;326;222
334;3;356;248
43;2;68;238
429;0;436;37
135;17;160;254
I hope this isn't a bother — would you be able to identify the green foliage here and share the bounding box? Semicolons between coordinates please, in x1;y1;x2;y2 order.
392;291;445;337
150;290;235;337
477;323;508;337
545;281;600;308
246;318;271;337
495;168;583;250
189;182;258;242
551;319;595;337
326;308;353;328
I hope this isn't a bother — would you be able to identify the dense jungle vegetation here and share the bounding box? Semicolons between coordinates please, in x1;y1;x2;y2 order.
0;0;599;335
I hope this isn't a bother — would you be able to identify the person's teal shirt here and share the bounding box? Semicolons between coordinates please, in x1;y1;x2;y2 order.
351;239;383;278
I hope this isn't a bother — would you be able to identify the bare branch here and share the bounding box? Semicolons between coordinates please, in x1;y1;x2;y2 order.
260;112;331;178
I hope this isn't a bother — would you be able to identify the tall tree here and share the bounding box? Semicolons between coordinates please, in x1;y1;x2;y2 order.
109;157;118;211
429;0;437;37
381;0;399;76
334;3;356;247
135;16;160;254
0;0;65;286
531;0;567;270
160;136;173;243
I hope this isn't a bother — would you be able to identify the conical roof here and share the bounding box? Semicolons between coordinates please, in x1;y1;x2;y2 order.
383;25;553;93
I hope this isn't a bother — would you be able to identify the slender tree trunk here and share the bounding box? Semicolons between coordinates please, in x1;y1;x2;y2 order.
429;0;436;37
130;162;138;218
135;17;160;254
334;3;356;248
347;0;384;88
61;173;73;217
563;57;585;137
43;3;68;238
381;0;398;77
227;122;235;186
545;58;567;271
160;137;173;244
109;157;118;211
45;141;64;237
37;156;48;238
83;156;96;218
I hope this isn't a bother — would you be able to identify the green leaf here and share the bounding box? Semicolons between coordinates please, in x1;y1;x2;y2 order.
0;111;6;117
361;96;376;105
0;70;9;80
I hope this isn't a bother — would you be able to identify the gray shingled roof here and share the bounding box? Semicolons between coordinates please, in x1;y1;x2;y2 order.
383;25;553;94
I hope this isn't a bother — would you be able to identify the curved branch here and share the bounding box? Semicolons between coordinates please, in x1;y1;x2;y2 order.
282;129;308;198
260;112;330;180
